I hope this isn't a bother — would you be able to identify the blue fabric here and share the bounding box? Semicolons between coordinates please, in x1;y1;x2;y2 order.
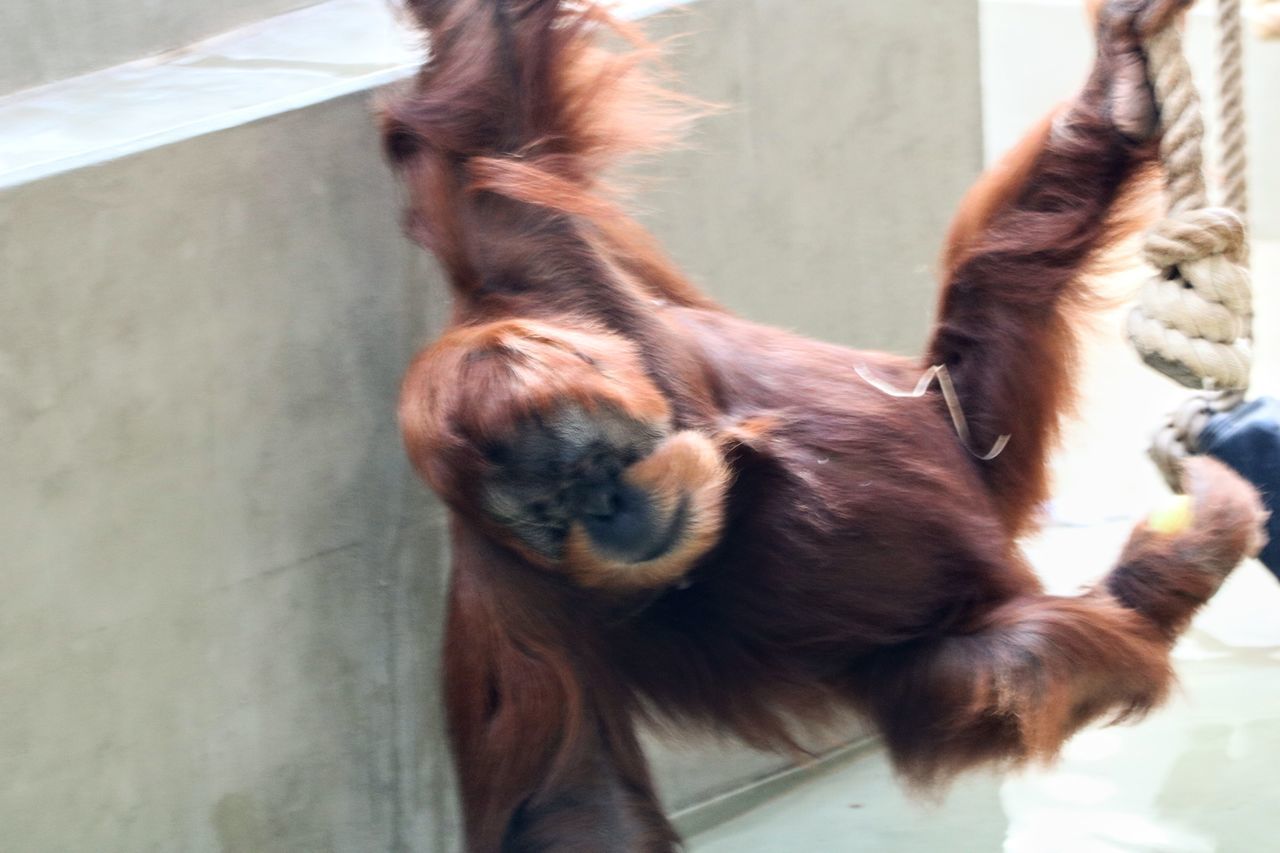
1200;396;1280;578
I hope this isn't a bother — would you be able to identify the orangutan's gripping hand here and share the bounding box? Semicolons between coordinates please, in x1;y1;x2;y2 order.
1091;0;1196;141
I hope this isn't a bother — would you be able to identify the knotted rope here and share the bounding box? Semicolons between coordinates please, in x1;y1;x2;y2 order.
1127;14;1252;394
1129;0;1258;488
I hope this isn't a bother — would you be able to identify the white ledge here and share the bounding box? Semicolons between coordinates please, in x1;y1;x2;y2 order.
0;0;686;190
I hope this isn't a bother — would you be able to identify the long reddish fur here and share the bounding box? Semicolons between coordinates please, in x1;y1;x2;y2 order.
379;1;1263;850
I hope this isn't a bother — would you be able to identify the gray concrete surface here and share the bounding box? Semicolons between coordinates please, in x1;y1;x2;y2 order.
0;0;324;96
643;0;983;355
0;91;448;845
0;0;982;849
981;0;1280;239
1;95;456;852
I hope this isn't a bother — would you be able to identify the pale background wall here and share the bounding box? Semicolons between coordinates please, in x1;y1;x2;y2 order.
0;0;982;849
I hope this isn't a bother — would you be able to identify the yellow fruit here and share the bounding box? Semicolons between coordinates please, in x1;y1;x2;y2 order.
1148;494;1194;535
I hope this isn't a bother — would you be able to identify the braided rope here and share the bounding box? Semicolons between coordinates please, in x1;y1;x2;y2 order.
1220;0;1250;220
1254;0;1280;38
1127;21;1253;393
1135;0;1256;488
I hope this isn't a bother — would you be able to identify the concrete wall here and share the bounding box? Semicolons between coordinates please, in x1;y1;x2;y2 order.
642;0;983;355
1;96;456;852
0;0;322;96
0;0;982;849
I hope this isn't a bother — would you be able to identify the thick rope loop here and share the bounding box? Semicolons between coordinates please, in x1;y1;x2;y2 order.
1142;207;1247;268
1148;395;1217;488
1131;282;1240;344
1130;22;1254;394
1128;205;1252;389
1147;390;1246;488
1128;310;1252;388
1133;0;1258;488
1137;281;1238;342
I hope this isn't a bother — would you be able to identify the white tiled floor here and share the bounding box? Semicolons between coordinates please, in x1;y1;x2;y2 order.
692;242;1280;852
